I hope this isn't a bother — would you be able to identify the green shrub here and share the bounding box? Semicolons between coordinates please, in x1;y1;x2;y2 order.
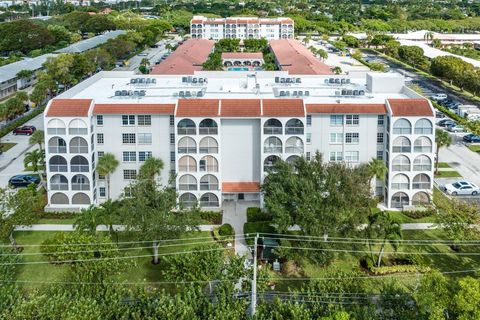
243;222;276;245
39;211;77;219
246;207;271;222
402;208;437;219
370;265;431;275
199;211;222;224
218;223;234;237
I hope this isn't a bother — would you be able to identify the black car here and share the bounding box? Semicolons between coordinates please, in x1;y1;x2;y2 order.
9;174;40;188
438;119;456;127
463;134;480;143
439;99;453;106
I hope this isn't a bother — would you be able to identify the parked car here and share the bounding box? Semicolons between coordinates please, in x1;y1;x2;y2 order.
9;174;40;188
13;125;36;135
463;134;480;143
437;119;456;127
445;181;479;196
138;52;148;56
447;124;465;133
445;102;461;110
439;99;453;106
431;93;448;101
435;111;446;119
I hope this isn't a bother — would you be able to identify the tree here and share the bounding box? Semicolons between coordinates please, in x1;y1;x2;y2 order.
120;157;198;264
415;271;451;320
83;15;115;34
431;38;442;48
317;48;328;60
71;54;96;82
367;158;387;194
23;149;45;184
0;19;55;53
29;82;49;107
15;69;34;79
435;128;452;174
139;58;150;74
365;211;402;267
454;277;480;320
29;130;44;153
5;97;23;119
43;54;75;88
96;153;119;200
332;66;342;74
74;200;121;242
398;45;429;69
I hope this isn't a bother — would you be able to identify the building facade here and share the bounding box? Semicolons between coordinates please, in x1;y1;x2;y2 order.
44;71;435;211
190;16;294;40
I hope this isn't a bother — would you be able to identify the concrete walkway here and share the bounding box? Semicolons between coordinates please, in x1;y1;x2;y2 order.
220;201;257;258
15;224;219;232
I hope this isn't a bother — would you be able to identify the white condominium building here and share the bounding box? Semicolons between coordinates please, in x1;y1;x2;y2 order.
44;71;435;211
190;16;294;40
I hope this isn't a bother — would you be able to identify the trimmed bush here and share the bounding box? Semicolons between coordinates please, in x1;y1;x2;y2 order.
402;208;437;219
218;223;234;237
199;211;222;224
370;265;431;275
247;207;272;222
243;222;276;245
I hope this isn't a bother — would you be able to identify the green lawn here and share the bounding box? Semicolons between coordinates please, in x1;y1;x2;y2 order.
12;230;216;292
468;144;480;153
437;162;452;168
0;142;16;152
435;170;462;178
386;210;436;223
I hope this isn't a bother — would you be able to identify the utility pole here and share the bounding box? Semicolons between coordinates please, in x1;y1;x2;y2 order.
250;233;258;317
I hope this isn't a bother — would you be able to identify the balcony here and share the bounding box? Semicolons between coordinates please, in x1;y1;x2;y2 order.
413;165;431;171
264;127;282;135
47;128;66;135
413;183;430;189
72;183;90;191
177;128;196;135
264;146;282;153
199;147;218;154
392;146;411;153
71;165;89;173
199;127;218;135
178;147;197;154
285;127;304;135
49;165;68;172
199;165;218;172
69;146;89;154
179;184;197;191
69;128;88;135
285;146;303;154
200;183;219;191
200;201;219;207
48;146;67;154
178;165;197;172
50;183;68;191
391;183;409;190
392;165;410;171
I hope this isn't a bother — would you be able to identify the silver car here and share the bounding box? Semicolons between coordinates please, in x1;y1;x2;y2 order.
445;181;479;196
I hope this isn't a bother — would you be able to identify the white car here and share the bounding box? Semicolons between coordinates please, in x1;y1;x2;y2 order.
446;124;465;133
431;93;448;101
138;52;148;57
445;181;479;196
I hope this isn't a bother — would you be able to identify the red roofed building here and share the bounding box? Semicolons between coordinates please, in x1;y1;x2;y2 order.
387;99;434;117
46;99;92;117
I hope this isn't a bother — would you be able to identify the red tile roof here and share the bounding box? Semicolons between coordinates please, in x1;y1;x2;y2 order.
46;99;92;117
269;39;333;75
176;99;220;117
150;39;214;75
262;99;305;117
93;104;175;115
388;99;434;117
221;52;263;60
222;182;260;193
306;104;387;114
220;99;261;117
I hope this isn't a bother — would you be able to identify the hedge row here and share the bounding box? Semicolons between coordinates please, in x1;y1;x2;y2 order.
199;211;223;224
246;207;272;222
370;264;431;275
402;207;437;219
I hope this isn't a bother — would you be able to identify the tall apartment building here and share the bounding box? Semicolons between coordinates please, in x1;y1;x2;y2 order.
44;71;435;212
190;16;294;40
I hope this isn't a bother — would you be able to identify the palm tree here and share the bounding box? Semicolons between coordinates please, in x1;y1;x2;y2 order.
29;130;44;153
96;153;119;200
139;157;164;181
367;158;388;195
435;129;452;174
366;211;402;267
23;149;45;184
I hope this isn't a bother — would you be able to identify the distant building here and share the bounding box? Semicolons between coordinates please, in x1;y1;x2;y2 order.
190;16;294;40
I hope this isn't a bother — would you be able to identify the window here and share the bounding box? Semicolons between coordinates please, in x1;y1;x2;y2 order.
97;133;104;144
122;115;135;125
330;133;343;144
330;115;343;126
345;133;359;144
139;151;152;161
306;115;312;126
122;133;136;144
170;151;175;162
329;151;343;162
96;115;103;125
123;151;136;162
138;133;152;144
377;151;383;160
306;152;311;161
377;115;384;126
97;151;104;158
124;187;133;197
169;115;175;126
138;115;151;126
377;133;384;144
170;133;175;144
306;133;311;143
123;169;137;180
99;187;106;198
345;151;359;162
346;115;359;125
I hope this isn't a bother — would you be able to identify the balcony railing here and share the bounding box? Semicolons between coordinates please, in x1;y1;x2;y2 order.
49;165;68;172
178;147;197;154
178;128;196;135
69;128;88;135
200;183;218;191
285;127;304;135
414;128;433;135
71;165;89;172
391;183;409;190
392;146;411;153
72;183;90;191
413;165;431;171
264;127;282;135
181;201;196;208
391;200;408;208
47;128;66;135
48;146;67;154
393;128;411;135
264;147;282;153
199;147;218;154
200;201;219;207
50;183;68;191
413;183;430;189
199;127;218;135
178;165;197;172
179;184;197;191
70;146;88;154
200;165;218;172
414;146;432;153
392;165;410;171
285;146;303;153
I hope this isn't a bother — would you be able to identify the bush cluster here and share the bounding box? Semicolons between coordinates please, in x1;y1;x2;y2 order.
402;208;437;219
199;211;222;224
246;207;272;222
218;223;234;237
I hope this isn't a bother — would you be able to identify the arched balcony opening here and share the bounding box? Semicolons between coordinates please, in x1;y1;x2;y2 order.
48;137;67;153
199;119;218;135
264;155;280;172
393;118;412;135
51;192;69;205
200;174;219;191
285;137;304;153
47;118;66;135
50;174;68;191
412;192;430;206
69;137;88;154
177;119;196;135
179;193;197;208
414;137;433;153
392;136;411;153
49;156;67;172
72;193;90;205
70;155;89;172
391;192;409;208
264;136;282;153
178;156;197;172
199;137;218;154
285;119;304;135
263;119;282;135
71;174;90;191
414;118;433;135
200;193;219;207
413;174;431;189
413;155;432;171
391;174;410;190
178;137;197;154
392;155;410;171
179;174;197;191
69;119;88;135
200;155;218;172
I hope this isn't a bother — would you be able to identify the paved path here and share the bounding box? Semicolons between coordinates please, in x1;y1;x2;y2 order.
222;201;254;258
15;224;219;232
